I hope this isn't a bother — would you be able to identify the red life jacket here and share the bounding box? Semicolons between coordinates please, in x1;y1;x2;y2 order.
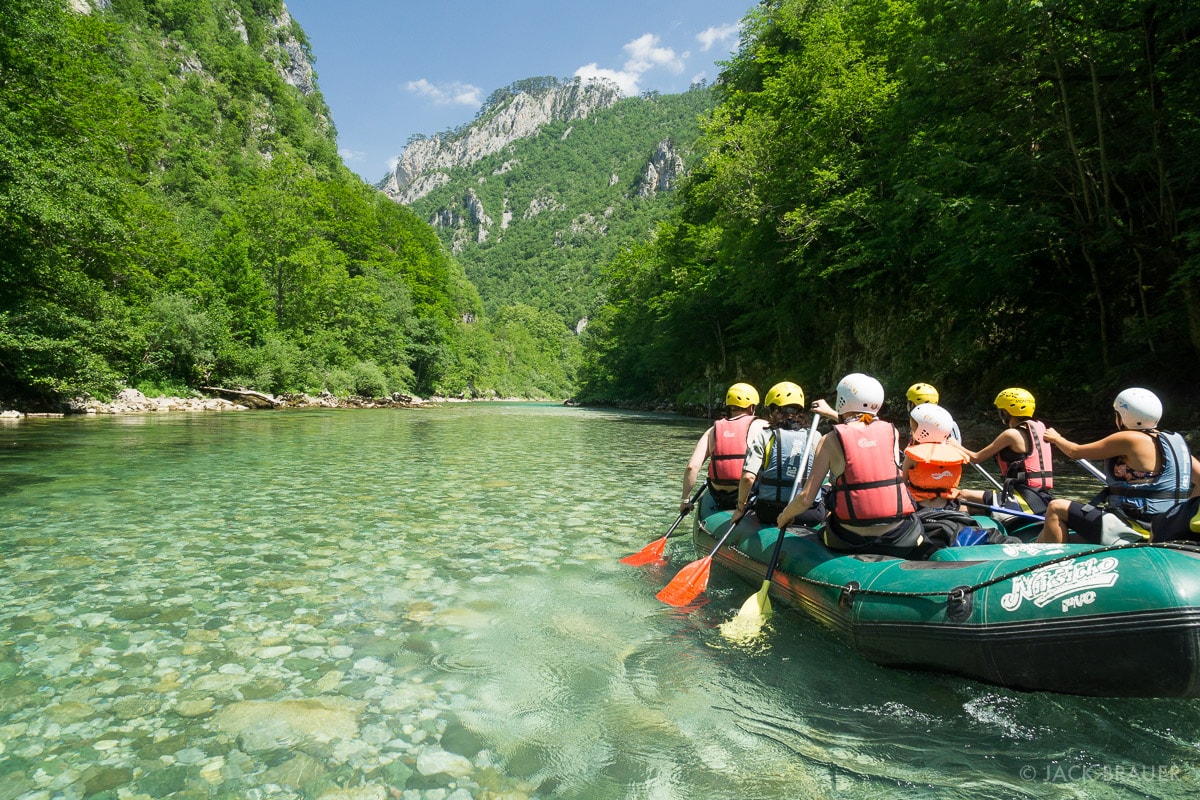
708;414;756;491
829;420;917;524
995;419;1054;490
904;442;969;501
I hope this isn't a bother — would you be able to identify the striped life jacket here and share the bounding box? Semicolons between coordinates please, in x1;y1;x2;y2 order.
829;420;917;525
995;419;1054;490
708;414;756;492
904;442;969;501
755;426;814;506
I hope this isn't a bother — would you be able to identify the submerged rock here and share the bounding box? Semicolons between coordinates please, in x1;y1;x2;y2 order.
213;696;368;748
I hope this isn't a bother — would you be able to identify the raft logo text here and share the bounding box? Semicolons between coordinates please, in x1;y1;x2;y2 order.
999;556;1119;613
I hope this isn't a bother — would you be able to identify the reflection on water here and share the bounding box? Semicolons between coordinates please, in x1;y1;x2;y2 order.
0;404;1198;799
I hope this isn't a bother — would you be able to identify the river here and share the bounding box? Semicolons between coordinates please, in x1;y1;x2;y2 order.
1;404;1197;799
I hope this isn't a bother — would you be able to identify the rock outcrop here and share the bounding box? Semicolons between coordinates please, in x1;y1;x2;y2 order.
635;139;685;198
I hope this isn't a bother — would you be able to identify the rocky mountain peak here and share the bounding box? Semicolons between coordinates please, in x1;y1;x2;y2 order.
381;78;622;205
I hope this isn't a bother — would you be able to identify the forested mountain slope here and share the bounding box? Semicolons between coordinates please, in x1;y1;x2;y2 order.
1;0;567;407
578;0;1200;423
394;80;716;332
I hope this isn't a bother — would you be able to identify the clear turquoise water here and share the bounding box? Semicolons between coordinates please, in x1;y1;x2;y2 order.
1;404;1198;799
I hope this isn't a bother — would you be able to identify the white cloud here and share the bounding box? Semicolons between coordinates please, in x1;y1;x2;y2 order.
338;147;366;163
574;33;683;97
574;63;639;96
697;22;740;52
405;78;483;106
624;33;685;75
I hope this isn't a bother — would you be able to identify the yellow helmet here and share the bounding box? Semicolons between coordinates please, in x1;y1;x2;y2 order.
994;387;1035;417
906;382;939;405
725;382;760;409
764;381;804;410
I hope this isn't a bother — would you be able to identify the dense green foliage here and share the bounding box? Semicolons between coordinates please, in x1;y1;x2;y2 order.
0;0;575;406
579;0;1200;421
410;86;716;329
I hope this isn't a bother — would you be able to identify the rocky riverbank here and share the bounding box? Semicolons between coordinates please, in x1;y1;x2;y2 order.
0;388;431;418
0;388;562;419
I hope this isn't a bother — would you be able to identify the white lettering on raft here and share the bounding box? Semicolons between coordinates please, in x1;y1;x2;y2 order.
1000;557;1119;613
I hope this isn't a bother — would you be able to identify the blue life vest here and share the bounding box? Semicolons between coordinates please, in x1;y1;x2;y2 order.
754;427;814;506
1104;430;1192;517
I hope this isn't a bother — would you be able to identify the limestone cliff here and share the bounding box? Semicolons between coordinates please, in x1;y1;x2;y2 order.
381;78;622;205
395;83;715;327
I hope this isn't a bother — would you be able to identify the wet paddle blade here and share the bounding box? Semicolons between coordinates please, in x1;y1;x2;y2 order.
620;536;668;566
738;580;773;622
718;580;773;640
655;556;714;606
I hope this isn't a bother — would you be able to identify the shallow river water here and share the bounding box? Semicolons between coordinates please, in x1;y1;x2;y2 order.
1;403;1199;800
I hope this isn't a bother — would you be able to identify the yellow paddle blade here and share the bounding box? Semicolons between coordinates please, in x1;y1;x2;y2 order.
718;580;772;640
737;579;773;621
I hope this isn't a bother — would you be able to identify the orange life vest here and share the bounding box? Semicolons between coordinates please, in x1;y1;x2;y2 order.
828;420;917;525
904;442;969;501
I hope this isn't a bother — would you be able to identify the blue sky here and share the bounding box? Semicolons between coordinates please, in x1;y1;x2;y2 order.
284;1;753;183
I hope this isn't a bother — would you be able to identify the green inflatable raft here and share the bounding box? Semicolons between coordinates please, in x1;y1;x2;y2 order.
691;497;1200;698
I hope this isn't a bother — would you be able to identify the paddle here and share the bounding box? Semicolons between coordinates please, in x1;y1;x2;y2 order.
960;499;1045;522
726;414;821;626
971;462;1004;492
1075;458;1108;484
621;485;706;566
655;512;748;607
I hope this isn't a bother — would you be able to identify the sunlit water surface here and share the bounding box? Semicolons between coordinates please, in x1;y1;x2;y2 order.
1;404;1198;800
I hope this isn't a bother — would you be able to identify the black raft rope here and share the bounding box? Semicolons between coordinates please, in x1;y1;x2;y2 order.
742;540;1200;612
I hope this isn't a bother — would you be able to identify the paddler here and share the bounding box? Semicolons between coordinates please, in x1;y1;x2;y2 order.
1037;388;1200;544
957;387;1054;516
778;373;931;559
901;403;971;510
679;383;768;513
730;381;824;527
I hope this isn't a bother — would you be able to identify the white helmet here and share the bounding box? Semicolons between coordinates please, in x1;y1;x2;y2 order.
1113;387;1162;429
835;373;885;417
910;403;955;443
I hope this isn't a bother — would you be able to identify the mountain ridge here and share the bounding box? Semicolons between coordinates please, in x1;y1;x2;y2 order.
380;77;623;205
383;79;716;329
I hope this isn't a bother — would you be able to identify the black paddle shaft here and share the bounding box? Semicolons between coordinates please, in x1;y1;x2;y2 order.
666;485;707;539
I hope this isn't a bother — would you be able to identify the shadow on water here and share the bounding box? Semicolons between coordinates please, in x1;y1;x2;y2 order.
0;473;57;495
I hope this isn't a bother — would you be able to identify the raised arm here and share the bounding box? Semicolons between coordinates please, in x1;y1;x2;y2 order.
969;428;1022;464
1043;429;1130;461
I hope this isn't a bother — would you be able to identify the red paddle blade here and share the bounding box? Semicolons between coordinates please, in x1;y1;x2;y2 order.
655;556;714;606
620;536;668;566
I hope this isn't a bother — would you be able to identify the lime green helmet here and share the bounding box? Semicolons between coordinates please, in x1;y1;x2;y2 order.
725;382;760;409
764;381;804;410
906;382;939;405
994;387;1035;417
